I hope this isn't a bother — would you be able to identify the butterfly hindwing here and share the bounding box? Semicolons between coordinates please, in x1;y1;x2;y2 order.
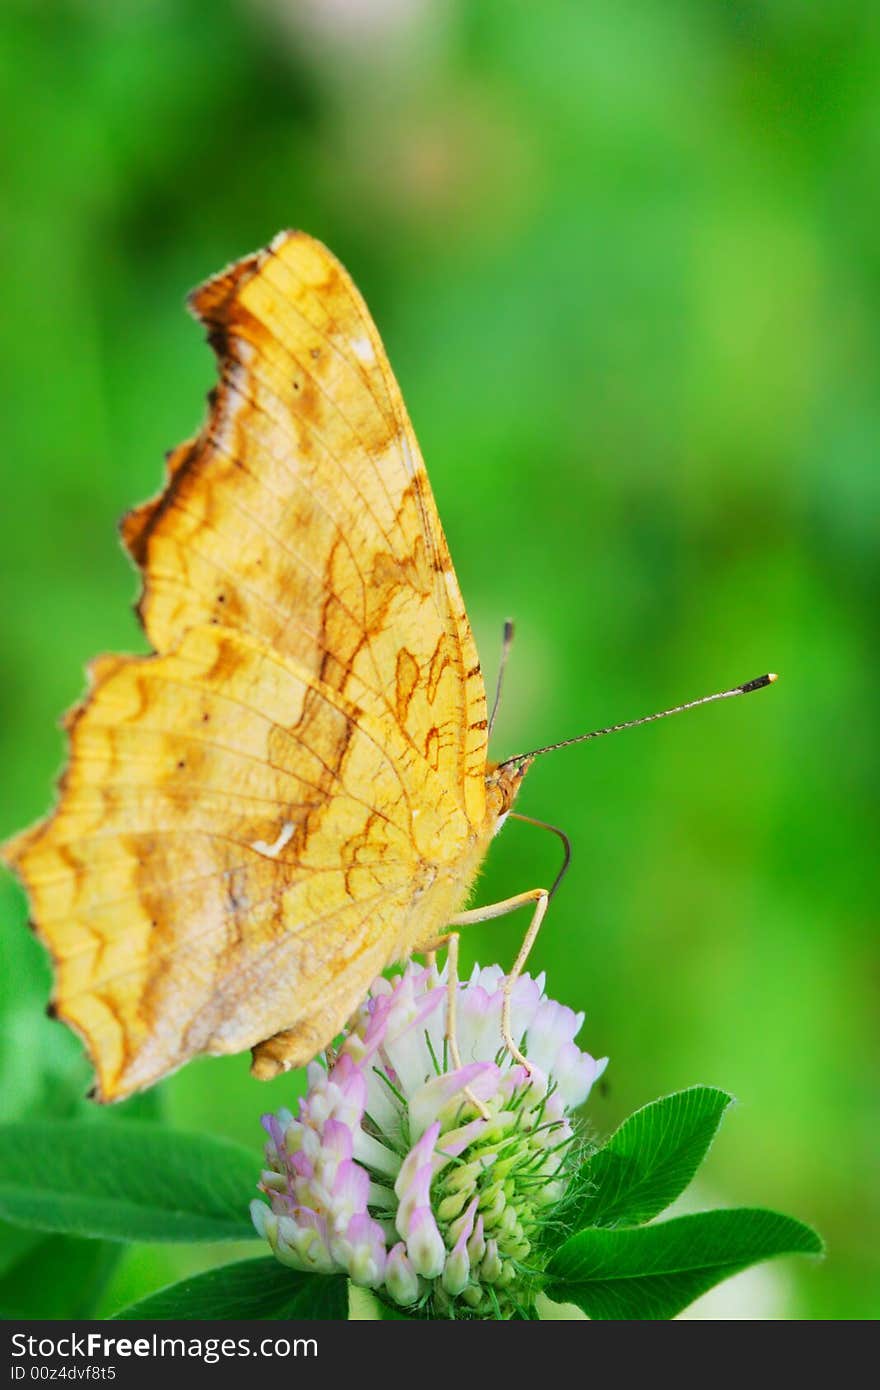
5;624;477;1098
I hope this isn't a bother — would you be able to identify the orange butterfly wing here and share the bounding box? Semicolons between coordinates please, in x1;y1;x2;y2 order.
124;232;488;823
4;233;491;1099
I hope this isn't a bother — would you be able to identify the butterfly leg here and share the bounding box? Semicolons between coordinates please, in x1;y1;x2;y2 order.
413;929;469;1071
442;932;466;1073
449;887;550;1074
414;929;490;1119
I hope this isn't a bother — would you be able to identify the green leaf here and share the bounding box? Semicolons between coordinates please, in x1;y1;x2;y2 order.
0;1121;261;1243
570;1086;733;1228
111;1258;348;1320
0;1222;43;1279
0;1234;120;1319
545;1207;823;1320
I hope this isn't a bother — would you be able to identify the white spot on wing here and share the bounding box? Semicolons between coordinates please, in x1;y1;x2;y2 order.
351;335;376;365
251;820;295;859
399;429;420;480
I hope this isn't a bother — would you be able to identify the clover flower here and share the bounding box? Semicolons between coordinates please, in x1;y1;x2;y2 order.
251;961;607;1318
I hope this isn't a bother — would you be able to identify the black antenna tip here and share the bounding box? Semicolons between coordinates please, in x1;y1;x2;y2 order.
503;619;515;642
739;673;778;694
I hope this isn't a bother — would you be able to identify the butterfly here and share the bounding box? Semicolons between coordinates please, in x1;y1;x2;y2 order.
3;232;542;1101
4;232;775;1102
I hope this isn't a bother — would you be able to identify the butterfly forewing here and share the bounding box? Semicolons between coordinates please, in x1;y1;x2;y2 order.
123;232;488;822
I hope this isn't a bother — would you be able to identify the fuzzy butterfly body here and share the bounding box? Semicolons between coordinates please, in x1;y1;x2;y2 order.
4;233;524;1101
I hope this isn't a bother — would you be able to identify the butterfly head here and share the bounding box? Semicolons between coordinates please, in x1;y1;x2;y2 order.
485;755;533;829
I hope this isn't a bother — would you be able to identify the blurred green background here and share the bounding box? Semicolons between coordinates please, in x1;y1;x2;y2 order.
1;0;877;1320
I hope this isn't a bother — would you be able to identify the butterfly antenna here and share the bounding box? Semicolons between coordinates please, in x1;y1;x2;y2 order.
488;619;516;739
502;673;778;766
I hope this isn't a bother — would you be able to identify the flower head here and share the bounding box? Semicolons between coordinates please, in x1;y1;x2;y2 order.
252;961;607;1318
